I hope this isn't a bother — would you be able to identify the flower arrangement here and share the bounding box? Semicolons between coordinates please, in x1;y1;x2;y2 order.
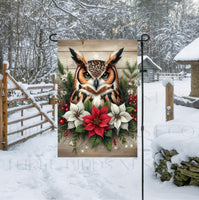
59;97;137;152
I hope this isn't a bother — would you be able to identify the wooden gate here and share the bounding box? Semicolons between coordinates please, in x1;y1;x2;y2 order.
0;63;56;150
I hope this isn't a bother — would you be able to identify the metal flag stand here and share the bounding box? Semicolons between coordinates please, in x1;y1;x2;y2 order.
138;34;150;200
49;33;150;200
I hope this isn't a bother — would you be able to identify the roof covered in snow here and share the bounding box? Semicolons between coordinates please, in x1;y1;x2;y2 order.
174;38;199;62
137;55;162;70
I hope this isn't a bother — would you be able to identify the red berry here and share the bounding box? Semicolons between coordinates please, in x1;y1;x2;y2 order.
65;108;69;112
135;105;137;109
133;101;136;104
65;104;68;107
113;139;117;146
133;118;137;122
68;130;70;133
133;109;137;113
64;133;68;137
62;117;65;120
65;119;68;123
129;97;133;101
61;107;65;111
130;113;133;117
60;119;64;124
129;102;132;106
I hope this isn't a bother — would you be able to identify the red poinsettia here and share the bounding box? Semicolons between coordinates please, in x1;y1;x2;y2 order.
82;105;112;138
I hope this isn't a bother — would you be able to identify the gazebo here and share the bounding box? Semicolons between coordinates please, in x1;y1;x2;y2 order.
174;38;199;97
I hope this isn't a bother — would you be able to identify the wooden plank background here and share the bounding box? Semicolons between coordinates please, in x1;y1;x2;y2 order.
58;40;137;76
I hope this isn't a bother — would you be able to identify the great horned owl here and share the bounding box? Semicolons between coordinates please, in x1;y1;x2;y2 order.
69;48;124;107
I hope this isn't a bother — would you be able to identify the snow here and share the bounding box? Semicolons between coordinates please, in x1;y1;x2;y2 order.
152;134;199;164
3;60;9;68
0;74;3;80
174;37;199;61
1;78;199;200
162;78;174;87
137;55;162;70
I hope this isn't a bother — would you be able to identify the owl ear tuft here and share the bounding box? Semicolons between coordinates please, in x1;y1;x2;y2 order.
69;48;87;65
106;48;124;65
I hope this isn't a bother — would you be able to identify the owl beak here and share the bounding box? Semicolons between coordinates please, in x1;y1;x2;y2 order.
94;79;99;90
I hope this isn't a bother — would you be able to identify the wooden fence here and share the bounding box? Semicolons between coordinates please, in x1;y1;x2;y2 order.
157;72;184;81
0;63;56;150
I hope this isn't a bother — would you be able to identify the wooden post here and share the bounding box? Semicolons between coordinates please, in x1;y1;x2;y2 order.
166;83;174;121
21;101;24;136
2;63;8;150
52;74;55;130
0;78;3;150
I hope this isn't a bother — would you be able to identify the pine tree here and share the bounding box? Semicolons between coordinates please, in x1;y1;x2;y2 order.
122;61;137;95
57;59;74;141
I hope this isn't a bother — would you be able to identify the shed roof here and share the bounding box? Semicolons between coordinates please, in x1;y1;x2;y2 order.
137;55;162;70
174;38;199;63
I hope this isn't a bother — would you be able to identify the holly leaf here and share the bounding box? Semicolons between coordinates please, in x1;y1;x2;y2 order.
105;129;112;137
126;107;134;113
90;135;102;148
103;137;112;151
84;100;92;113
75;125;85;133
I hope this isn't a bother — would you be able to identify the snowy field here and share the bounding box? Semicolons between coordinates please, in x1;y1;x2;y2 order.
0;78;199;200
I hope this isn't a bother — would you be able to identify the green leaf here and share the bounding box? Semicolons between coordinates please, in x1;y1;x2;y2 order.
126;107;134;113
105;129;112;137
103;137;112;151
84;100;92;113
98;105;103;109
58;59;65;75
90;135;102;148
104;100;111;112
75;124;85;133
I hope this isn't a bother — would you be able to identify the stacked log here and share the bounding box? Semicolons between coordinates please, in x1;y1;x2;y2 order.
154;148;199;187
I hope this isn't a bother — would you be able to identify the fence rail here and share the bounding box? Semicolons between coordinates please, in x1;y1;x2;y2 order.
0;63;57;150
157;72;184;80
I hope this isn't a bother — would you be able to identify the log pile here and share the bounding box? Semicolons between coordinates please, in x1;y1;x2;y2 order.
154;148;199;187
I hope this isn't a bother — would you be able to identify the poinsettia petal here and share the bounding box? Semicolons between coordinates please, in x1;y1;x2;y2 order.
109;117;115;125
80;111;90;117
114;119;121;129
68;121;75;129
70;103;78;113
119;103;126;112
100;106;108;115
92;105;100;118
88;130;95;138
62;111;74;120
121;122;128;130
82;115;94;123
74;119;82;127
94;126;104;138
120;111;132;122
84;123;95;131
77;100;84;112
99;122;109;127
120;116;128;123
99;114;112;122
111;103;119;115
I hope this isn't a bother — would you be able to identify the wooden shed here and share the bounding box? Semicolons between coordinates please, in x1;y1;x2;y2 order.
174;38;199;97
137;55;162;82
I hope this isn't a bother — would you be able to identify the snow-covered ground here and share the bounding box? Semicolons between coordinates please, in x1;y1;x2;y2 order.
0;78;199;200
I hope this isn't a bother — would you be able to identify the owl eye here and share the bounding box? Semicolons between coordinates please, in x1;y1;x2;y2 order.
101;71;109;79
83;71;91;79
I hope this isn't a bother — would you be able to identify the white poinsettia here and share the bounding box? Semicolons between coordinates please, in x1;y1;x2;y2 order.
108;103;132;134
63;101;90;129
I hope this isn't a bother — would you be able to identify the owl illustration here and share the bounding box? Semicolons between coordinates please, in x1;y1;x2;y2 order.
69;48;124;107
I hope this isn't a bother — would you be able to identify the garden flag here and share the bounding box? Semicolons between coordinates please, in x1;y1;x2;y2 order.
57;40;137;157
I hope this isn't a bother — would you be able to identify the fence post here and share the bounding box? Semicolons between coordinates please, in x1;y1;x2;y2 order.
166;82;174;121
0;77;3;150
52;74;55;130
2;64;8;150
